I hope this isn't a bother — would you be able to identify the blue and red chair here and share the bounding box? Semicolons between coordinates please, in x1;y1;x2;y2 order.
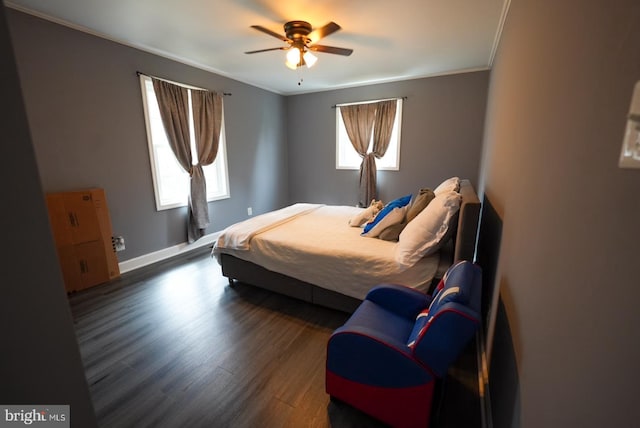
326;260;482;427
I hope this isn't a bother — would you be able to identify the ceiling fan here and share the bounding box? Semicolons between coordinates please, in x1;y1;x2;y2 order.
245;21;353;69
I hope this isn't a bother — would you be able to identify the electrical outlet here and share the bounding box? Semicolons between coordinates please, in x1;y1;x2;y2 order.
112;236;125;252
247;207;253;216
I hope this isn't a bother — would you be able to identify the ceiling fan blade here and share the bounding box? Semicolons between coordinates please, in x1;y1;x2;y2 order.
307;22;341;43
245;47;288;54
250;25;290;42
309;44;353;56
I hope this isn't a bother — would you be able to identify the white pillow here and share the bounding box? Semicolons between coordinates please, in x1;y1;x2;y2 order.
433;176;460;195
361;206;407;238
394;191;461;268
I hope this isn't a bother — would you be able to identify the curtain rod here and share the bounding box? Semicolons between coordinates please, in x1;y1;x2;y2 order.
136;71;232;96
331;96;407;109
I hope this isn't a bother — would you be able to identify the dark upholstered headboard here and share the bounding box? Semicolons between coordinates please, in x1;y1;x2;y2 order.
453;179;481;262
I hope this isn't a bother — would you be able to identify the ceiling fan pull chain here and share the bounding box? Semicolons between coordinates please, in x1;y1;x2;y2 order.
297;67;304;86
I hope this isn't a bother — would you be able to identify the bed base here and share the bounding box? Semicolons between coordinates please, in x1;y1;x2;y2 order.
220;179;481;314
222;253;362;313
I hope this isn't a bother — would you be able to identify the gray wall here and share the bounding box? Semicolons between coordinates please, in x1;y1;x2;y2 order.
287;72;489;205
7;9;289;261
8;6;489;263
479;0;640;427
0;4;96;425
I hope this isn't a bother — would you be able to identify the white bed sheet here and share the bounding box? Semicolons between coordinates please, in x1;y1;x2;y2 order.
214;204;440;300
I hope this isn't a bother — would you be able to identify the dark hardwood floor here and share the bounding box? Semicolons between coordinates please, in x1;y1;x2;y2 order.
68;249;481;428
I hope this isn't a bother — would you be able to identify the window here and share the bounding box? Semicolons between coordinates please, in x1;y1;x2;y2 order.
139;75;230;211
336;98;403;170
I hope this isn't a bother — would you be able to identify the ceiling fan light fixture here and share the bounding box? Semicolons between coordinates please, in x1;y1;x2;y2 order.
285;48;301;68
303;51;317;68
285;47;317;69
248;20;351;71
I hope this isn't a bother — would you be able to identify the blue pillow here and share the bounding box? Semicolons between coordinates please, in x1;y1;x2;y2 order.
362;194;411;236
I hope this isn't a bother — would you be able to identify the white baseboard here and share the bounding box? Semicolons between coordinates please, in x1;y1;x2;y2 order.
118;231;221;274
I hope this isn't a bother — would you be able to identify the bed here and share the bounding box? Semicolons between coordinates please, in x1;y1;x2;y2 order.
213;179;481;313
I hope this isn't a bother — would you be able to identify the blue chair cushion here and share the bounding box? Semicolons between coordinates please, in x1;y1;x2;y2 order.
343;299;415;346
407;260;474;348
406;286;461;346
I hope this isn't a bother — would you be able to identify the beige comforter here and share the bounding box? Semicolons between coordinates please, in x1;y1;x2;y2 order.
213;204;439;300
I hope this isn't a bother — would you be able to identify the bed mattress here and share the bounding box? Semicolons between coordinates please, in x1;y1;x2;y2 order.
213;204;440;300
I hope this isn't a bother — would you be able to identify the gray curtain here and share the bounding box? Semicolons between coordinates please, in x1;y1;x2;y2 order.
340;103;377;206
341;100;397;206
189;90;223;242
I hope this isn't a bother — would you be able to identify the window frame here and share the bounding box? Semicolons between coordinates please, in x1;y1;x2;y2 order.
335;98;403;171
139;74;230;211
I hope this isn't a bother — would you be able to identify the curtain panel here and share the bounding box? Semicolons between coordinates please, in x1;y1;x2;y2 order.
340;103;376;207
341;99;397;206
152;78;223;243
152;79;192;173
189;90;223;242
